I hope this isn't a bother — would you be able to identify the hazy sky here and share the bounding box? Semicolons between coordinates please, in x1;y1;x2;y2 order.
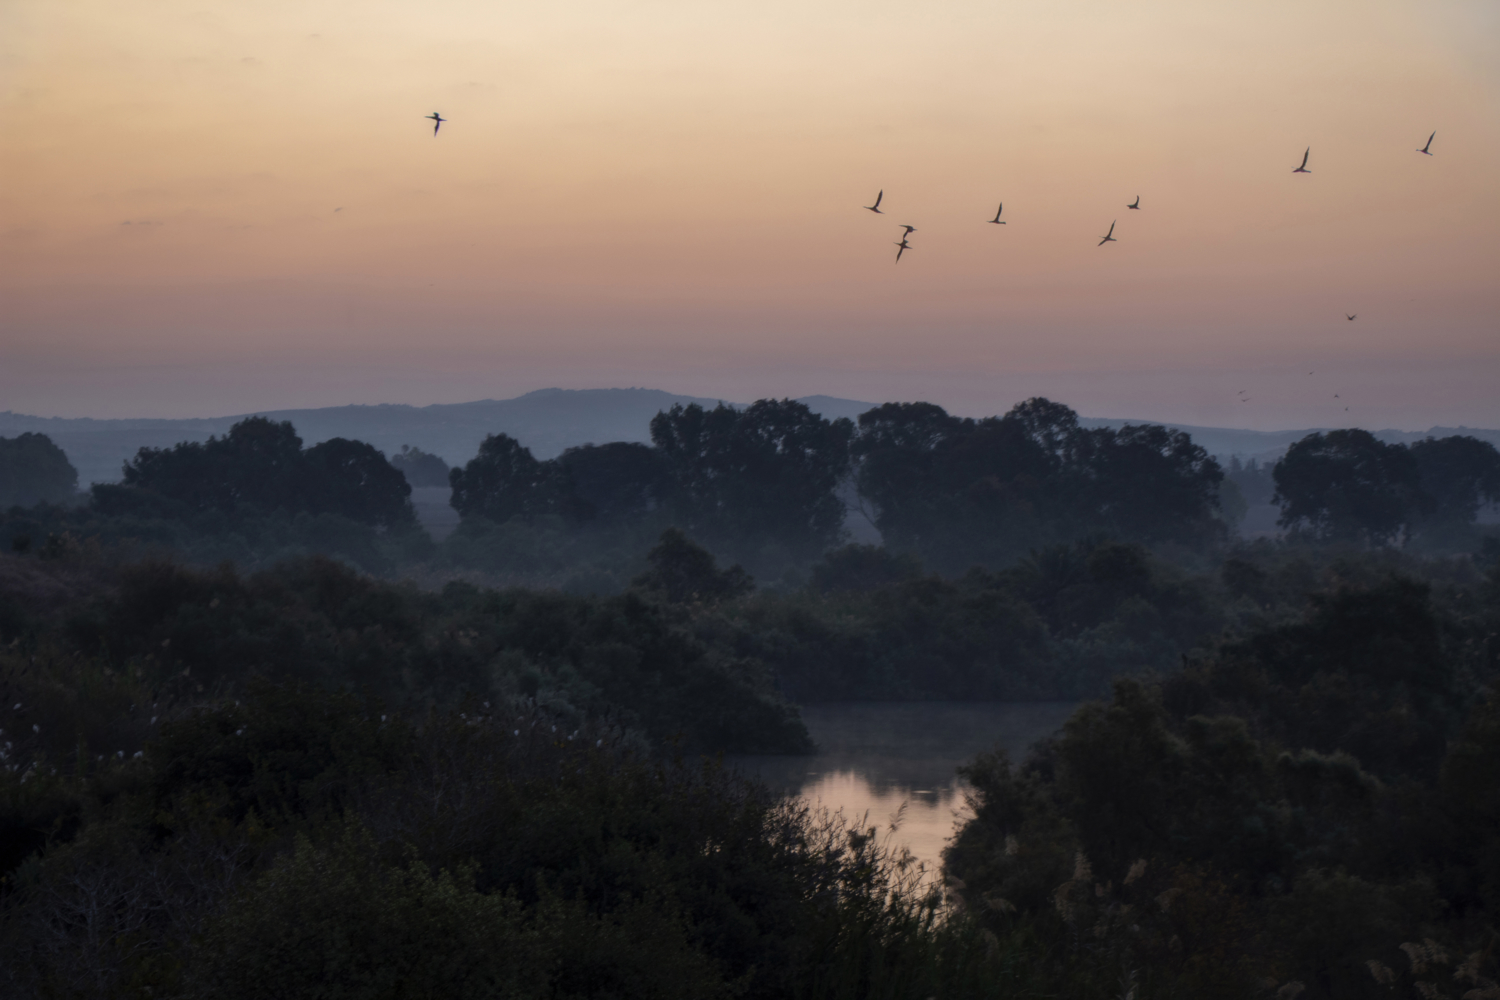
3;0;1497;428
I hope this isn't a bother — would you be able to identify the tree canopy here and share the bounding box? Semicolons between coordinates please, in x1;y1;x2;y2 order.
651;399;854;563
111;417;413;527
1273;430;1425;546
0;433;78;508
851;399;1223;573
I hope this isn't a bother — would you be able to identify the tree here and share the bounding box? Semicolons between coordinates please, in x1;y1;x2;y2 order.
631;528;753;604
390;445;451;488
121;416;305;513
449;433;577;524
850;402;971;555
650;399;853;561
1272;430;1423;546
0;433;78;507
556;442;672;521
1408;435;1500;529
302;438;415;527
110;418;414;528
851;398;1223;571
1081;423;1224;545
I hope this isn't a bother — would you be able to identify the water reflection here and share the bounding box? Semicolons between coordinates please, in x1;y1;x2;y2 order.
729;702;1077;874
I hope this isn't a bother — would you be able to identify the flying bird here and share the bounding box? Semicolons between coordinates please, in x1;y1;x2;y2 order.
1346;314;1356;321
894;238;911;262
1127;196;1140;210
1098;220;1117;246
988;202;1006;225
426;112;446;135
864;190;884;214
1292;147;1311;173
1417;131;1435;155
899;224;917;236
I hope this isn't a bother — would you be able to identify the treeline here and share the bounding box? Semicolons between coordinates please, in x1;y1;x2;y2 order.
6;402;1498;593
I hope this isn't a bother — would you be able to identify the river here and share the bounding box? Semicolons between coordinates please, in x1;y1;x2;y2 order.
728;701;1078;876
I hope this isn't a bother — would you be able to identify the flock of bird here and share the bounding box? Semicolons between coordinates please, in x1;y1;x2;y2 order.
860;132;1438;265
420;110;1439;416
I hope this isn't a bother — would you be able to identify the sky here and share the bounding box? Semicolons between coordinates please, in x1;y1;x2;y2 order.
2;0;1497;428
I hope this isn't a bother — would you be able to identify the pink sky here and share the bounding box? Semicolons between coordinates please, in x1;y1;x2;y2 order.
3;0;1497;427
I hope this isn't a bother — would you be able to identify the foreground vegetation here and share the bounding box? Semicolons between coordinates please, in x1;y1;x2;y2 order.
1;537;1497;997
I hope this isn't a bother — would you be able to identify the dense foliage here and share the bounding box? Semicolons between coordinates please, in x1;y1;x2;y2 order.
109;416;415;528
0;433;78;509
854;399;1227;573
1275;430;1500;549
943;549;1500;999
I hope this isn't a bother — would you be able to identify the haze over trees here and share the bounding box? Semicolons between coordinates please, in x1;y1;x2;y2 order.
389;444;451;488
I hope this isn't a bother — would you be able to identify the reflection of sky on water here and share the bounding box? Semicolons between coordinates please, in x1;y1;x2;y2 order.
728;702;1078;875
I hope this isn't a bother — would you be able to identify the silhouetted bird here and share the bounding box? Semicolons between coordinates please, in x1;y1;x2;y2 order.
988;202;1006;224
1417;131;1435;155
426;112;446;135
1292;147;1310;173
894;239;911;262
1346;314;1356;321
864;190;884;214
899;224;917;236
1127;196;1140;210
1098;220;1117;246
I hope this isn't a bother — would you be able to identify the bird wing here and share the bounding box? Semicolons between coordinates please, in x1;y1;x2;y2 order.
1300;148;1309;168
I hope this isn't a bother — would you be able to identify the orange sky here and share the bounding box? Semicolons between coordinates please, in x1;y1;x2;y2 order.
2;0;1497;426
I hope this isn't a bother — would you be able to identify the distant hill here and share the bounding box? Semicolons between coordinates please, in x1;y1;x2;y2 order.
3;388;1497;489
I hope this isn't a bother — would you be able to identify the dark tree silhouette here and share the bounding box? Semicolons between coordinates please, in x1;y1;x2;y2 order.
449;433;578;524
1272;430;1424;546
556;442;672;521
122;417;305;513
1408;435;1500;529
0;433;78;508
303;438;415;527
851;402;970;554
1080;423;1224;545
850;398;1222;571
631;528;753;604
650;399;853;561
112;418;413;528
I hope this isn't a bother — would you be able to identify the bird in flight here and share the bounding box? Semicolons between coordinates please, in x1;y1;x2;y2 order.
899;224;917;237
1417;131;1435;156
1292;148;1311;173
988;202;1006;225
426;112;446;135
864;190;884;214
1346;314;1357;321
1127;196;1140;210
894;238;912;262
1098;220;1117;246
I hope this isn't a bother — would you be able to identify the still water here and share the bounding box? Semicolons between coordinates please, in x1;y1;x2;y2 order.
728;702;1078;875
